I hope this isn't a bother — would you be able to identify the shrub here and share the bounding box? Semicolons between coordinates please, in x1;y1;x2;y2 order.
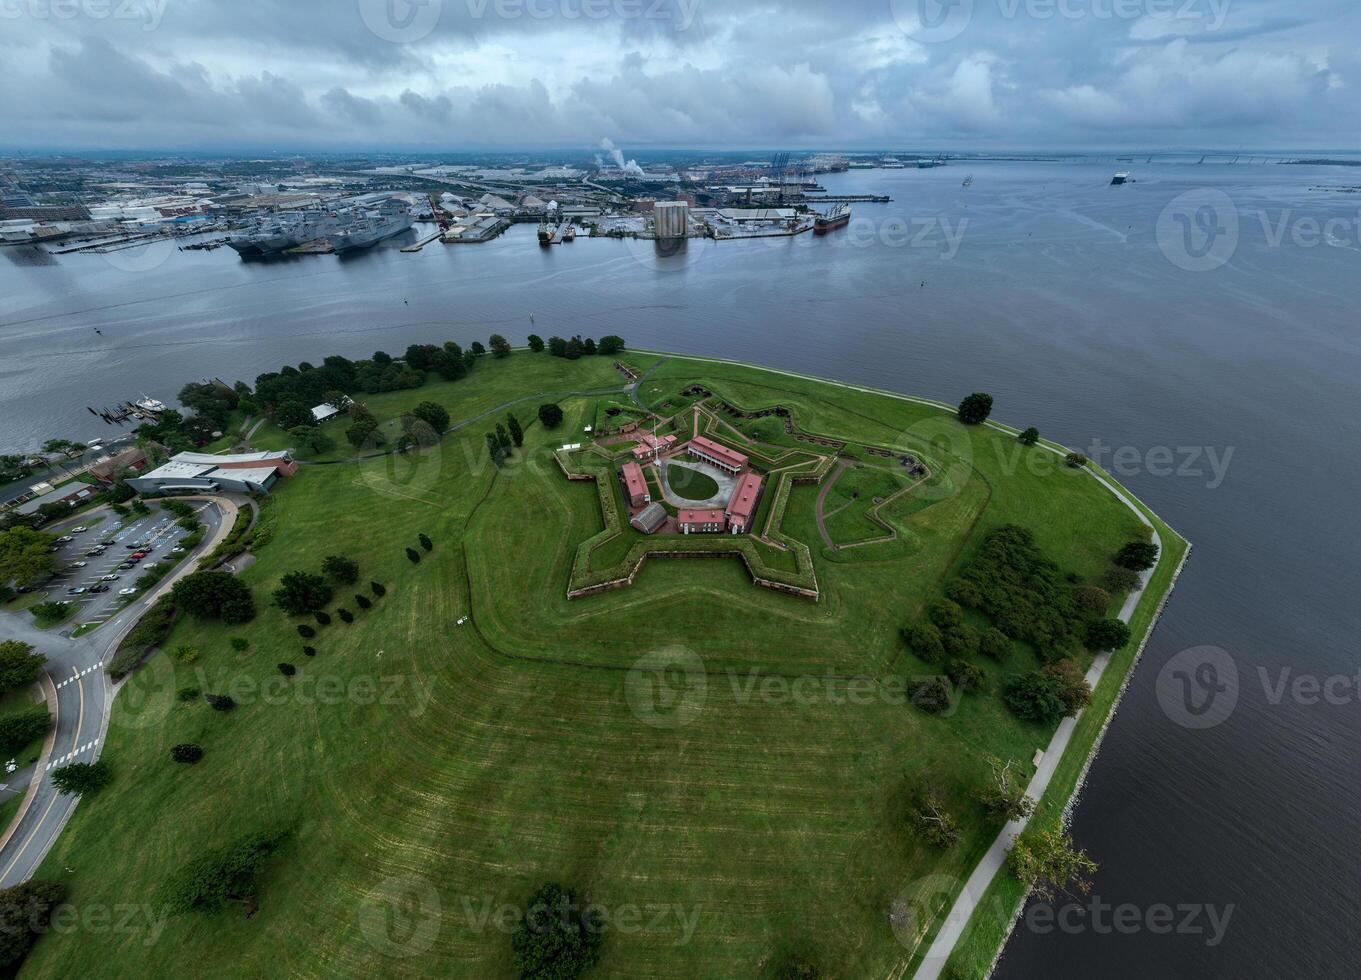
51;760;112;796
537;403;564;429
927;599;964;629
0;707;52;755
979;628;1010;661
1115;540;1159;571
1045;659;1093;713
957;392;993;425
321;555;359;584
206;694;235;712
405;548;421;564
1102;566;1142;594
1003;671;1069;725
0;880;67;968
941;624;980;657
901;622;946;665
1072;585;1112;616
173;645;199;664
159;829;290;916
909;677;954;714
172;743;203;764
0;640;45;696
229;637;250;653
355;594;371;609
303;646;316;657
1086;618;1132;652
370;581;386;597
338;608;354;624
943;578;982;607
277;663;296;677
313;610;331;626
297;624;315;638
511;884;603;980
1019;427;1040;446
107;595;178;679
418;533;433;552
946;658;987;693
1064;452;1088;468
907;786;960;848
177;686;201;702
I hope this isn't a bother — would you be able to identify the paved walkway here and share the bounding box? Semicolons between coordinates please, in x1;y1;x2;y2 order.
657;459;734;509
912;454;1166;979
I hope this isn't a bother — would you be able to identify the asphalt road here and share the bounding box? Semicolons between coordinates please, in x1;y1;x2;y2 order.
0;500;227;887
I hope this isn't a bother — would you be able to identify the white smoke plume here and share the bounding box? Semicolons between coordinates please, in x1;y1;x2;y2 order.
600;137;645;176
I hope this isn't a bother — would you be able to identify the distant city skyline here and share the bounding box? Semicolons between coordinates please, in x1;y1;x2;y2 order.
1;0;1357;150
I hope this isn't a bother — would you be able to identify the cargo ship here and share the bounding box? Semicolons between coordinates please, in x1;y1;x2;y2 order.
538;219;553;246
814;203;851;234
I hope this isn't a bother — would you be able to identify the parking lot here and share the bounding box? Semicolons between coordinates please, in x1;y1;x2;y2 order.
31;506;209;627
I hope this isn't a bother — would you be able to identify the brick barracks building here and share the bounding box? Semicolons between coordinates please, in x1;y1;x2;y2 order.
687;435;748;474
620;461;651;507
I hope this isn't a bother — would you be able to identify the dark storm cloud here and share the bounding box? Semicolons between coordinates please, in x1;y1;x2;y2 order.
0;0;1356;149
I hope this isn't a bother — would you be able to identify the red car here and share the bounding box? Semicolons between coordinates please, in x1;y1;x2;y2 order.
129;551;149;559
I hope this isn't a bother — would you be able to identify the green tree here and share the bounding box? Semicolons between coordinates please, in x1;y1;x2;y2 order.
172;743;204;763
0;640;45;695
289;425;335;455
496;423;512;451
1115;540;1159;571
946;658;986;693
1019;427;1039;446
470;341;486;357
564;336;584;360
901;622;946;665
42;438;88;460
507;413;524;447
160;829;290;916
1072;585;1112;616
1003;671;1071;725
489;334;512;357
975;756;1035;822
957;392;994;425
537;403;564;429
51;759;112;796
1064;452;1088;468
979;627;1011;661
527;334;545;353
547;336;567;357
907;786;960;848
1007;827;1097;901
274;400;312;430
321;555;359;585
411;400;450;434
171;571;257;624
909;677;954;714
511;883;604;980
0;707;52;755
597;335;626;355
346;418;382;450
0;455;36;484
0;880;66;968
486;432;504;468
0;527;56;586
1086;618;1132;651
582;337;597;356
271;571;333;616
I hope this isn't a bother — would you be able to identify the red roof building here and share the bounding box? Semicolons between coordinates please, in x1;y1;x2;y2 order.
687;435;748;474
677;508;727;534
726;471;764;533
620;461;650;507
631;432;678;461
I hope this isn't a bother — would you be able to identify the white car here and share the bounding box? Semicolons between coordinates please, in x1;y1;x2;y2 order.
71;526;88;533
100;574;120;581
170;546;185;554
56;535;73;543
118;587;138;596
69;561;88;568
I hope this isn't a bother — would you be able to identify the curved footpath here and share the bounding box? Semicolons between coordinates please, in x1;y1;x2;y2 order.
0;496;237;887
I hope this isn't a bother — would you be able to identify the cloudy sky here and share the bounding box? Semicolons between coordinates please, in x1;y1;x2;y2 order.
0;0;1356;151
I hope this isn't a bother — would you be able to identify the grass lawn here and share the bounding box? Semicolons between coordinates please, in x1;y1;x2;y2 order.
23;351;1186;980
663;463;721;501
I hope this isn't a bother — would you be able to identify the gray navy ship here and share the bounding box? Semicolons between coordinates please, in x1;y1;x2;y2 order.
327;200;414;253
227;198;413;257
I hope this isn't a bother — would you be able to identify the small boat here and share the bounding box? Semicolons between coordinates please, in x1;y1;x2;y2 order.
1111;172;1131;186
136;394;167;414
962;174;974;188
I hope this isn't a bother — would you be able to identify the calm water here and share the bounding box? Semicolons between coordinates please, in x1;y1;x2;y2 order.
3;160;1360;977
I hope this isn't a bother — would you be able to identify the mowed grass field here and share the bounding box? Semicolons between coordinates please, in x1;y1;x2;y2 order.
23;352;1186;979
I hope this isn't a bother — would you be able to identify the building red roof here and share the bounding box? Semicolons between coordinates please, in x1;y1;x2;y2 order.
688;435;748;470
621;461;648;500
631;432;677;460
726;471;764;524
678;508;726;526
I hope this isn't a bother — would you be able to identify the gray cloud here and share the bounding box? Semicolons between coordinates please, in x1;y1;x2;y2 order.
0;0;1356;149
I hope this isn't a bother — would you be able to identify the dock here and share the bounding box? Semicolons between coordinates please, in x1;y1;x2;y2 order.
286;238;334;254
813;195;891;203
400;230;443;253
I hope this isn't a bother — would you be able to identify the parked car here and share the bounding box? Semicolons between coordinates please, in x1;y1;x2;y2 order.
116;562;134;570
89;585;110;594
66;587;87;595
56;535;73;543
99;574;119;581
70;526;88;533
170;546;185;554
118;588;138;596
130;552;149;559
68;561;88;568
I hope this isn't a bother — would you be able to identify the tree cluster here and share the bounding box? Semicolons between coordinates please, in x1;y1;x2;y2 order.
171;571;256;624
510;883;604;980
